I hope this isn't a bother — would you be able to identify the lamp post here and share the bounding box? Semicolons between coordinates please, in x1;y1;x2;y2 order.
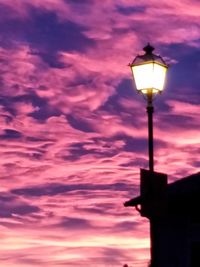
129;44;168;172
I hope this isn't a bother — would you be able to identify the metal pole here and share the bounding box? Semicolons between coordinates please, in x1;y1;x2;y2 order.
146;92;154;172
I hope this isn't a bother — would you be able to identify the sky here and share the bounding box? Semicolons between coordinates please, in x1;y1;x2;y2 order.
0;0;199;266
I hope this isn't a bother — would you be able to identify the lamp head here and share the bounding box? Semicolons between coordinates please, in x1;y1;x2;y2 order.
129;44;168;95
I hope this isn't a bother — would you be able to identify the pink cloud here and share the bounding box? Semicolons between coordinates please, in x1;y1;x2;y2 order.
0;1;199;266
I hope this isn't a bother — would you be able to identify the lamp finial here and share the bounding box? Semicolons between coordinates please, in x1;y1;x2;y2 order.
143;43;155;54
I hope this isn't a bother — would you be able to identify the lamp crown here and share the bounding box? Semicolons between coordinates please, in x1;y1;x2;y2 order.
143;43;155;54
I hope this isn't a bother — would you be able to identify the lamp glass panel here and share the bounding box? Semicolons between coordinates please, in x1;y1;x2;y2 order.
152;63;167;91
132;62;167;93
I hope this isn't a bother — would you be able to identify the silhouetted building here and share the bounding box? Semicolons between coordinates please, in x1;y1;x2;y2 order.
125;170;200;267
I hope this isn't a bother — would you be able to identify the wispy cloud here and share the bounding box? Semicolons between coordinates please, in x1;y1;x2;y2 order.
0;0;199;266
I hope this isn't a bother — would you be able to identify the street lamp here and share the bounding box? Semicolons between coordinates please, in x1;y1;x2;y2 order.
129;44;168;172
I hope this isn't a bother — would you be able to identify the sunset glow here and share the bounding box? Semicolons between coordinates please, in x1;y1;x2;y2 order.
0;0;199;266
